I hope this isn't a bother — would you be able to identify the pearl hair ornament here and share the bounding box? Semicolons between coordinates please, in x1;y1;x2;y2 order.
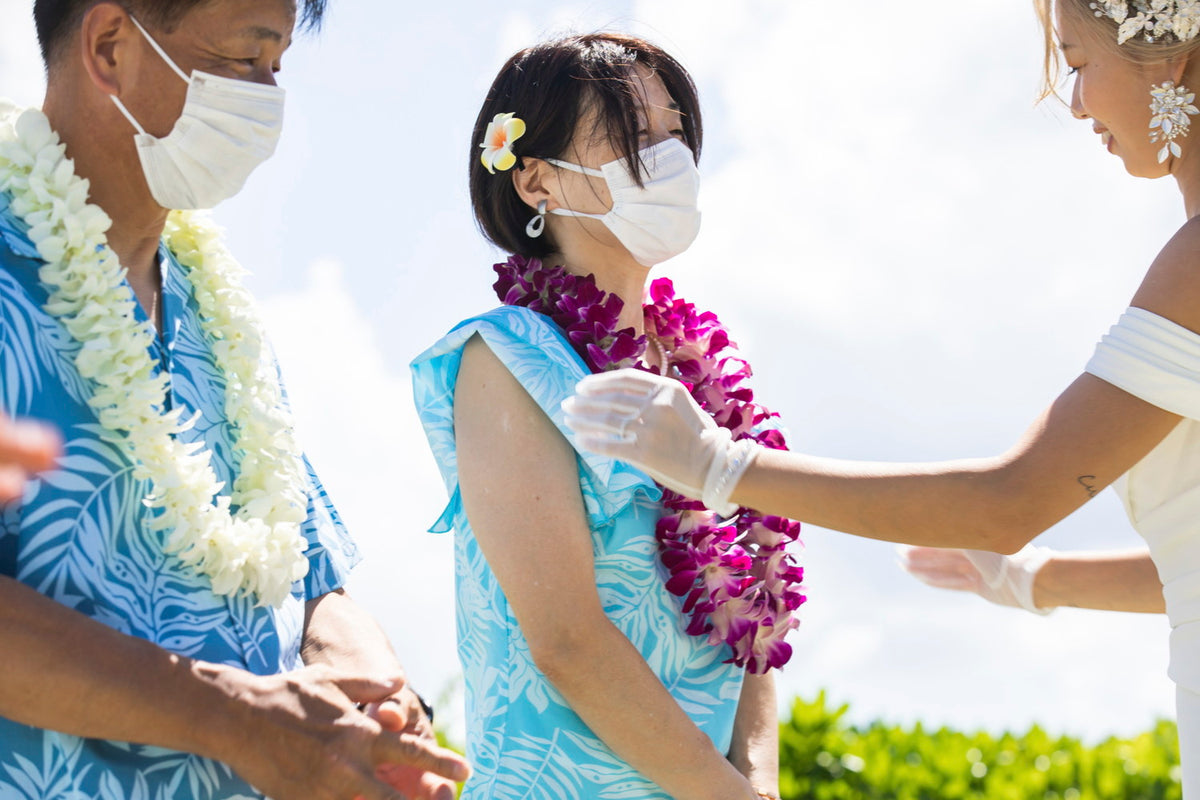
1088;0;1200;44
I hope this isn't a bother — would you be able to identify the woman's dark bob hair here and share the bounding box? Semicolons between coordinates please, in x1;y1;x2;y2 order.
469;33;703;259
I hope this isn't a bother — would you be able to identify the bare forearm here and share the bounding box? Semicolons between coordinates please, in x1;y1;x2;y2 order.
1035;549;1165;613
534;620;754;800
731;376;1179;554
728;673;778;796
0;580;469;799
303;588;404;677
735;450;1035;553
0;576;241;760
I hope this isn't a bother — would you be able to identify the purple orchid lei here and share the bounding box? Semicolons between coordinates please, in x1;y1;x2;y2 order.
494;254;806;674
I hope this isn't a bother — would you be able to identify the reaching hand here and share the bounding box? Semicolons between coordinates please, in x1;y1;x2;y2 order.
0;412;60;502
898;545;1054;614
563;369;757;514
216;665;469;800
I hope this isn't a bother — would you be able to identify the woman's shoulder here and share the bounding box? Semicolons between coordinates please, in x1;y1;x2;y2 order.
411;304;662;528
411;305;590;426
456;305;574;349
1133;216;1200;335
414;306;581;371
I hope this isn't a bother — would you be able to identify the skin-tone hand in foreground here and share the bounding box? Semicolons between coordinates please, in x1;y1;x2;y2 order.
0;413;59;502
901;546;1166;614
0;2;470;796
455;65;771;800
564;3;1200;569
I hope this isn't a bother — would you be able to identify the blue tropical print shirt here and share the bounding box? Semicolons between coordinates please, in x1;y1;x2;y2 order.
411;305;744;800
0;190;361;800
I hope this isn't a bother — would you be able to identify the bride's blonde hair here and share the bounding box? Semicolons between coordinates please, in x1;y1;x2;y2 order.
1034;0;1200;100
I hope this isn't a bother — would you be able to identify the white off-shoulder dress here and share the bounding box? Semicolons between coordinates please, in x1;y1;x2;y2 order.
1087;306;1200;792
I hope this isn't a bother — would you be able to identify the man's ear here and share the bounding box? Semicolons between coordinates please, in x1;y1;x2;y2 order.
78;3;139;96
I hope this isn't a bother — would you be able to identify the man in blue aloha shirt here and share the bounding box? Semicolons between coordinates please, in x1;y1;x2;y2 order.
0;2;468;799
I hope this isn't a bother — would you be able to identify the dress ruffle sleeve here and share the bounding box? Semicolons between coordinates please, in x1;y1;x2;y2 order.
1086;306;1200;419
410;305;661;533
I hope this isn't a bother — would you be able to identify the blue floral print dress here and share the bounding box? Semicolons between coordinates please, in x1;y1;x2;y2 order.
411;304;744;800
0;190;360;800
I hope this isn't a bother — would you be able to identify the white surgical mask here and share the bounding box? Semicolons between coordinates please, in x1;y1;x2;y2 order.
547;138;701;266
109;16;285;210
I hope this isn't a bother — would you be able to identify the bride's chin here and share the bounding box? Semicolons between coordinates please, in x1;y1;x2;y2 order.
1117;153;1173;179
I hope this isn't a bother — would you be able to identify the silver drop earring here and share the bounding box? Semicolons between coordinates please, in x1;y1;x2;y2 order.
1150;81;1200;162
525;199;547;238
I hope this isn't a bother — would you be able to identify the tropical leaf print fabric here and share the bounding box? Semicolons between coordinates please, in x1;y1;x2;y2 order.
411;305;743;799
0;191;360;800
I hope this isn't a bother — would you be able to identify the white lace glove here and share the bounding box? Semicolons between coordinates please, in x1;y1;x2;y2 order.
562;369;759;516
898;544;1055;614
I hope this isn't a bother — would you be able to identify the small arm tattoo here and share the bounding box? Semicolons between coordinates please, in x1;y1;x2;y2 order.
1077;475;1098;498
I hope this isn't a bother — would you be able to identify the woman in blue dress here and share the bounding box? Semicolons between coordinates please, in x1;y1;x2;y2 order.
411;33;780;800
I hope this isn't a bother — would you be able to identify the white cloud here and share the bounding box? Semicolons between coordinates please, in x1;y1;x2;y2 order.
258;261;459;708
0;0;45;107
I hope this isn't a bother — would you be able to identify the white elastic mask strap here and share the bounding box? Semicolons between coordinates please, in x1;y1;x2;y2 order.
128;15;192;83
545;158;605;178
550;206;606;221
110;16;191;135
545;157;608;219
110;95;147;135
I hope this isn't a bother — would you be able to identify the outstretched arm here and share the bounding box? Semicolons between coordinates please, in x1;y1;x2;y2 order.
734;372;1175;553
901;545;1165;614
564;219;1200;554
1036;548;1164;612
568;369;1177;554
455;335;758;800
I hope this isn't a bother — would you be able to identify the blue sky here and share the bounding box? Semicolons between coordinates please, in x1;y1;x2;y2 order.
0;0;1185;742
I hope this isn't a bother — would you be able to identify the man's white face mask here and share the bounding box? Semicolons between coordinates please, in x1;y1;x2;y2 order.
109;15;286;210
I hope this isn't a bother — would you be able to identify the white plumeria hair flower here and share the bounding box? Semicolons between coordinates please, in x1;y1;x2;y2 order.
479;112;526;174
1089;0;1200;44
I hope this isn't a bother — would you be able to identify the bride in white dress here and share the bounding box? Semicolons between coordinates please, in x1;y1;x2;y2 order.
563;0;1200;790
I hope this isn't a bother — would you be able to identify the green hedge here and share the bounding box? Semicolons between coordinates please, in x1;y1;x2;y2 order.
780;692;1181;800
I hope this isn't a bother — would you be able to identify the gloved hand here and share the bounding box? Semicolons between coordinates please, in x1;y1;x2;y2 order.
898;544;1055;615
562;369;757;515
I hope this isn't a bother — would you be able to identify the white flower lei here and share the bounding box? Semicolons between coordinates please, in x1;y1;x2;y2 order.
0;103;309;607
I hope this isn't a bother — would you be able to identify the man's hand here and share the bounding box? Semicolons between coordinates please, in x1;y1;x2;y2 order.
298;589;469;798
213;665;468;800
364;688;457;800
0;413;59;501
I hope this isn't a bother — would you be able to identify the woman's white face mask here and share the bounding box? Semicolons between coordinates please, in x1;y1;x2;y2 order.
109;15;286;210
547;137;701;267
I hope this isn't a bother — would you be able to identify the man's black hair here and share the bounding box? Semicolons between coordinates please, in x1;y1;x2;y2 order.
32;0;326;65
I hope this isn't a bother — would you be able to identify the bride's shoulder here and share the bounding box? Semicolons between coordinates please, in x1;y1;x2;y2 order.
1130;216;1200;335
